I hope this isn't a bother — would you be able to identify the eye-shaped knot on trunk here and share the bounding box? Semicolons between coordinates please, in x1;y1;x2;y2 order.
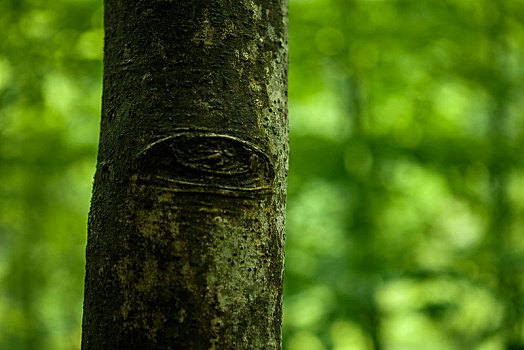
132;131;274;197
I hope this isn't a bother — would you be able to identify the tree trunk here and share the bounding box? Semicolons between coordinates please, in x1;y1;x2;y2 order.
81;1;288;349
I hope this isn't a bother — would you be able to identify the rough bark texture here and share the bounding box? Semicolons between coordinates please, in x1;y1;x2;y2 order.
81;1;288;349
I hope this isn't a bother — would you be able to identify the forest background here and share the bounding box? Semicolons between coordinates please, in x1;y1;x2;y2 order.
2;0;524;349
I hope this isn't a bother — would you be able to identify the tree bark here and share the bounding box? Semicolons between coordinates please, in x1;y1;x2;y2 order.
81;1;288;349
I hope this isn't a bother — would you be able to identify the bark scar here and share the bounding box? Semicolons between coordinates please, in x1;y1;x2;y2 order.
132;131;275;197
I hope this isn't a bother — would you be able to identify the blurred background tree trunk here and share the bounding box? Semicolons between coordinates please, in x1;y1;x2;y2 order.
81;1;288;349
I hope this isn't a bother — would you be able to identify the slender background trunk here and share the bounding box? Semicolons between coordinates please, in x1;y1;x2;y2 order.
81;1;288;349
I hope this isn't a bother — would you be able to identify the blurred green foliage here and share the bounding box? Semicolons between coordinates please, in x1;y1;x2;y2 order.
0;0;101;348
1;0;524;349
